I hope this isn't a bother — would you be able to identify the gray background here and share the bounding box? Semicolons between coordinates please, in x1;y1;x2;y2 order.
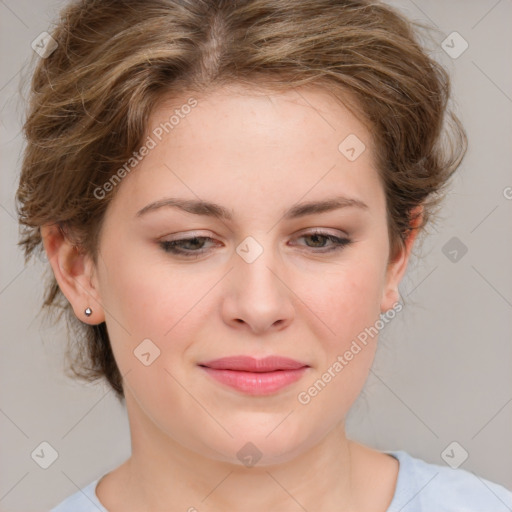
1;0;511;510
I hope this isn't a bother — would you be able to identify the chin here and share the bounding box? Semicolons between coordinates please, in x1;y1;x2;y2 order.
192;421;314;468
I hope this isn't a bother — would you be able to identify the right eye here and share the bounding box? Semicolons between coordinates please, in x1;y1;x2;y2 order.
159;236;219;258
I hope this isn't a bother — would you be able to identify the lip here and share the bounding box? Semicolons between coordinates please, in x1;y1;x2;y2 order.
199;355;308;372
198;356;310;396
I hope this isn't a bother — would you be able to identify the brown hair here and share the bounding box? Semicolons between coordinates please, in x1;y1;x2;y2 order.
16;0;467;401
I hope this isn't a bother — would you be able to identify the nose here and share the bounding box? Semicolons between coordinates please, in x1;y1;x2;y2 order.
221;242;295;335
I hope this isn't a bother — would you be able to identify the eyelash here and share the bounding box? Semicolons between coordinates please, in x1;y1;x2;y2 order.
159;231;352;258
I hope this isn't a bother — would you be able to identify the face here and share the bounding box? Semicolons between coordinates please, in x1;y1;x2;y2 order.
50;84;412;466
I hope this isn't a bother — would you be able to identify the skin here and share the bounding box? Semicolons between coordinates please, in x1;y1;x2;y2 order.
42;84;421;512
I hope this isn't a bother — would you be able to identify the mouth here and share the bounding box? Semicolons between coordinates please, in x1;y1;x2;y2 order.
198;355;310;396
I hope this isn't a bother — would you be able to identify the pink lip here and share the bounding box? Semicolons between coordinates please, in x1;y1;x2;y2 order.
199;356;309;396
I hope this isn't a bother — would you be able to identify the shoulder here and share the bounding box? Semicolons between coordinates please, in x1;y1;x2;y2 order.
50;478;107;512
386;450;512;512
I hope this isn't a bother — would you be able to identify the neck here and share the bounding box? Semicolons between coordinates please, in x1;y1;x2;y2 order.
117;393;359;512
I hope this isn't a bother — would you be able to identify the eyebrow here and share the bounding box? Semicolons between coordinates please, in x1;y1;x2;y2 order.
135;195;369;221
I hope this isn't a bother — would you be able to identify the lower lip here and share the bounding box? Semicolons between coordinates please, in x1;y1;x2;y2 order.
200;367;308;395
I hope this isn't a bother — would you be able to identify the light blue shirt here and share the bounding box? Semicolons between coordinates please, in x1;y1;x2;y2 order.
50;450;512;511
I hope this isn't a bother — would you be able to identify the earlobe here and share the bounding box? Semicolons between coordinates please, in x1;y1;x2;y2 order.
380;206;423;313
40;224;105;324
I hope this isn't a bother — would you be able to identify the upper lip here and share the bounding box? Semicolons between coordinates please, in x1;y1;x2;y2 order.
199;355;309;372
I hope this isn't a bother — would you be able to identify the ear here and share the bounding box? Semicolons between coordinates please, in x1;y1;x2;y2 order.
380;206;423;313
40;224;105;324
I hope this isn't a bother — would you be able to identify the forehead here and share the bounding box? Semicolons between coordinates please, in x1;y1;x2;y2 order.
107;84;385;222
150;84;372;154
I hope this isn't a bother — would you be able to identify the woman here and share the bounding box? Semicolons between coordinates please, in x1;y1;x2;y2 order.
16;0;512;510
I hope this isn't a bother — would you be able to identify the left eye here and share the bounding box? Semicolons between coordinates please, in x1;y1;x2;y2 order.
159;232;352;257
297;232;352;252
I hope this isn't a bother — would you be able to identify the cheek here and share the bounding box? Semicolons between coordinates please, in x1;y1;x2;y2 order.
302;256;386;347
293;266;384;424
292;254;386;404
98;237;196;328
96;242;205;374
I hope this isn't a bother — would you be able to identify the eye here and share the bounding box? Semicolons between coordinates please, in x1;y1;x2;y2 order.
159;230;352;258
159;236;217;258
293;230;352;253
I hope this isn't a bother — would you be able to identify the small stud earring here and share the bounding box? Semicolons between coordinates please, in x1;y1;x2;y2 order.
84;307;92;317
